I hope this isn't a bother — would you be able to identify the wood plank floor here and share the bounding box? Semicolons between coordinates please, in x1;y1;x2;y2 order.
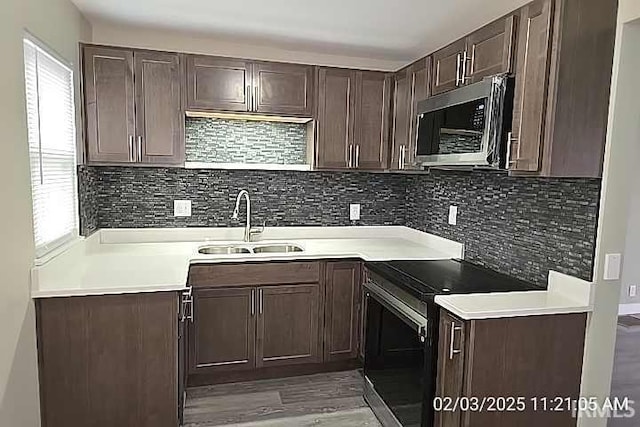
184;370;381;427
609;319;640;427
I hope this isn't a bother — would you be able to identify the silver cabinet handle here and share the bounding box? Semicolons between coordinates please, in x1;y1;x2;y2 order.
355;144;360;168
182;288;193;323
254;85;259;112
128;135;134;162
401;145;406;170
455;53;462;86
449;321;462;360
259;289;263;314
398;145;403;170
507;131;520;165
348;144;353;168
461;50;471;84
250;289;255;316
247;84;252;111
137;136;143;162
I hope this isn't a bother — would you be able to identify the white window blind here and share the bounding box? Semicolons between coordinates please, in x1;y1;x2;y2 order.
23;39;78;257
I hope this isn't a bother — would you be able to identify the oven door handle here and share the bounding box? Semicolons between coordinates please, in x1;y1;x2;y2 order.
364;279;428;333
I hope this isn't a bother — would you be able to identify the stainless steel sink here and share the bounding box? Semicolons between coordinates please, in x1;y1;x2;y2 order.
252;244;304;254
198;245;252;255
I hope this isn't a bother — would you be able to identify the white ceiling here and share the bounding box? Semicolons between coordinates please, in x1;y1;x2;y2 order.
73;0;530;63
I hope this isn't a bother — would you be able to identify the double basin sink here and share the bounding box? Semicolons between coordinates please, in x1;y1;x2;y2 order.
198;243;304;255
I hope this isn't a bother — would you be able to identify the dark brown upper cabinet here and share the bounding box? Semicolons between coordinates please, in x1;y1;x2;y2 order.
431;38;467;96
316;68;391;170
185;56;252;112
315;68;355;169
508;0;616;177
252;62;315;116
82;46;184;166
435;308;587;427
431;15;516;95
83;46;135;163
324;262;362;362
134;51;184;164
390;57;431;171
185;55;314;117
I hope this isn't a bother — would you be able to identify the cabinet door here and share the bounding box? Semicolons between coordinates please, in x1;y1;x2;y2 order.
354;71;391;170
509;0;554;172
185;55;251;112
37;292;178;427
465;15;517;84
316;68;355;169
390;67;412;171
189;287;256;374
134;51;184;165
435;310;467;427
257;284;322;367
431;39;466;95
83;46;135;163
408;57;431;167
324;262;362;362
253;62;314;116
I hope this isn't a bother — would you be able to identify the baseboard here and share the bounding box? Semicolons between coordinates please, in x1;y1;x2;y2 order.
187;359;361;387
618;303;640;315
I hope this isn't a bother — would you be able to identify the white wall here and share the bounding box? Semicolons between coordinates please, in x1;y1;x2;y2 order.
578;1;640;425
91;20;406;71
620;183;640;305
0;0;90;426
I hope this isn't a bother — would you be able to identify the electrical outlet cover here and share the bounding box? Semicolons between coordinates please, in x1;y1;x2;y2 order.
630;285;637;298
603;253;622;281
448;206;458;225
174;200;192;217
350;204;361;221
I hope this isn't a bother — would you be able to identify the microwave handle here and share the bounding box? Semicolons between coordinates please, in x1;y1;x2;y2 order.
455;53;462;87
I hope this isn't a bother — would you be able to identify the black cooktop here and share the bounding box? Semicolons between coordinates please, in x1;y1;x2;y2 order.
365;259;544;302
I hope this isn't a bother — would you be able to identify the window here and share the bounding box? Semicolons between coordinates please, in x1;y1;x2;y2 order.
23;38;78;257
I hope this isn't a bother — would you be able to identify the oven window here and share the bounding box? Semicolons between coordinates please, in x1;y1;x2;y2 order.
416;98;487;156
364;295;426;427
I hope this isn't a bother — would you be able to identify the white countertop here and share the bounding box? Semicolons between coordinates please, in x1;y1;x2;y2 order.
30;226;594;320
30;226;462;298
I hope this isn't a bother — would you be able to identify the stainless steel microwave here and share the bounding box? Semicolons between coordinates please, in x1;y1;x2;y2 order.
415;74;513;169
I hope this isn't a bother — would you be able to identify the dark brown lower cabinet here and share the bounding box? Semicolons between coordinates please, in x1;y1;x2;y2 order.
435;309;587;427
257;284;322;367
36;292;179;427
189;287;256;374
324;261;361;361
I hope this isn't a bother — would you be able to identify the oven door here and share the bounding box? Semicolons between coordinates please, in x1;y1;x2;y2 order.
363;280;432;427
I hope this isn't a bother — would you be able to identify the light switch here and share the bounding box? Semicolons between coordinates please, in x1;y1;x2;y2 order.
630;285;637;298
350;204;361;221
603;253;622;280
174;200;192;217
448;206;458;225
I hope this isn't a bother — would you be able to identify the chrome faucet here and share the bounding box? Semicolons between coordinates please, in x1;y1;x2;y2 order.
231;190;264;242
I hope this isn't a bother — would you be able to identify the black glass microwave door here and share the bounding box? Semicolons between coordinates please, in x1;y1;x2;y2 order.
365;296;425;427
416;98;487;157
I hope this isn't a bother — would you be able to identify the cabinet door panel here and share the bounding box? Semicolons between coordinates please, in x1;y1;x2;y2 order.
435;310;467;427
134;51;184;165
83;46;135;163
355;71;390;170
324;262;361;361
409;57;431;167
316;68;355;169
390;68;412;171
257;284;322;367
190;287;255;373
509;0;554;172
431;39;466;95
466;15;517;84
185;55;251;112
253;62;314;116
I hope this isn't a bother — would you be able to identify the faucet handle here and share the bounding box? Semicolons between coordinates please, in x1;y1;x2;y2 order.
249;221;266;236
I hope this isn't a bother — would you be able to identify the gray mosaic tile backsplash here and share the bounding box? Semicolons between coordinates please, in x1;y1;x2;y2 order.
405;170;601;285
185;117;308;165
78;166;601;286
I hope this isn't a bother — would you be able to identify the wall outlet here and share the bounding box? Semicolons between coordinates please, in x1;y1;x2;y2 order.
174;200;192;217
630;285;637;298
349;204;361;221
448;205;458;225
603;253;622;280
